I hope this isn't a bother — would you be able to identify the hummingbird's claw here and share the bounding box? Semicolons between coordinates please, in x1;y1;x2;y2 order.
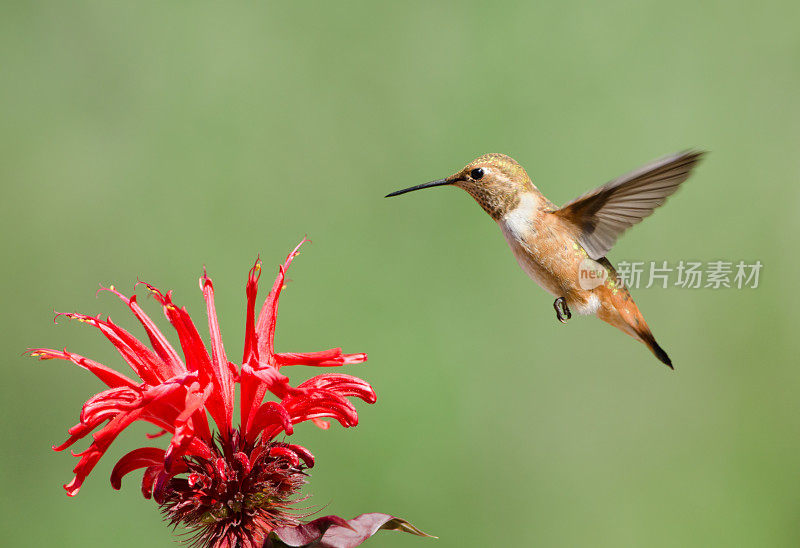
553;297;571;324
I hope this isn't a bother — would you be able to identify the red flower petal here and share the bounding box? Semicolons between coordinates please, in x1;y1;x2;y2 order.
269;442;315;468
164;382;213;473
255;239;307;359
240;361;285;439
262;390;359;440
200;272;235;435
63;378;199;496
110;447;166;490
103;287;185;378
140;464;164;499
298;374;377;404
248;401;293;444
268;446;300;467
27;348;138;389
53;312;164;386
243;260;262;365
275;349;367;368
241;363;298;439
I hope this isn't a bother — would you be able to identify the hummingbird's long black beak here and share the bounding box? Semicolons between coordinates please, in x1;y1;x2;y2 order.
385;178;450;198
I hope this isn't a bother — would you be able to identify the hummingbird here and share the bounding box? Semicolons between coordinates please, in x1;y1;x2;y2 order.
386;151;705;368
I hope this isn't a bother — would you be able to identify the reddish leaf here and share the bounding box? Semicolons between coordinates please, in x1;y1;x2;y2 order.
266;513;434;547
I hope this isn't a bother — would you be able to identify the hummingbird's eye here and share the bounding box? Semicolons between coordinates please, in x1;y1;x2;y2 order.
470;168;485;180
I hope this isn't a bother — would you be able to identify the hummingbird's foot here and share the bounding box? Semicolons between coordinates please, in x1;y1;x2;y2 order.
553;297;572;324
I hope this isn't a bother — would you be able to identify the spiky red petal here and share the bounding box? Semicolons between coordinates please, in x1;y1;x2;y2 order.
29;241;374;532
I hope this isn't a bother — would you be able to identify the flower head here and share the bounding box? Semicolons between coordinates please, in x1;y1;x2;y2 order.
29;242;430;547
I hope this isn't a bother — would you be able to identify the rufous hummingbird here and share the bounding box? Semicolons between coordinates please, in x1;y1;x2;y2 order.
386;151;705;368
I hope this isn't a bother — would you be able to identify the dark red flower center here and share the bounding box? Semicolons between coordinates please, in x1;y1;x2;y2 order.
159;431;310;548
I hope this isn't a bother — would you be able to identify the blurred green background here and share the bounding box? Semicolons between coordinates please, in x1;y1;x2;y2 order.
2;2;799;546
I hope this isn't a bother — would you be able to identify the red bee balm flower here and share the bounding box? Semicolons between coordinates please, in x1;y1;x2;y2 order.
30;241;431;547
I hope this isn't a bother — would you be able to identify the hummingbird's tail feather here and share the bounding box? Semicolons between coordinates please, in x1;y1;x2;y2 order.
593;260;673;368
638;330;673;369
600;301;673;369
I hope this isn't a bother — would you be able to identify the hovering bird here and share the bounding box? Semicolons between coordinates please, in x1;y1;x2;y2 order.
386;151;705;368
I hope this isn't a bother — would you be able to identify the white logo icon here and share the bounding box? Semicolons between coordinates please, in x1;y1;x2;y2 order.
578;258;608;290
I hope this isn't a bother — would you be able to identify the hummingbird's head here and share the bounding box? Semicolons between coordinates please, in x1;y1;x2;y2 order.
386;153;535;219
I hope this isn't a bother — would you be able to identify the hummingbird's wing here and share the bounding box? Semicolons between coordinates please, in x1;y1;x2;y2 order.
552;150;704;260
